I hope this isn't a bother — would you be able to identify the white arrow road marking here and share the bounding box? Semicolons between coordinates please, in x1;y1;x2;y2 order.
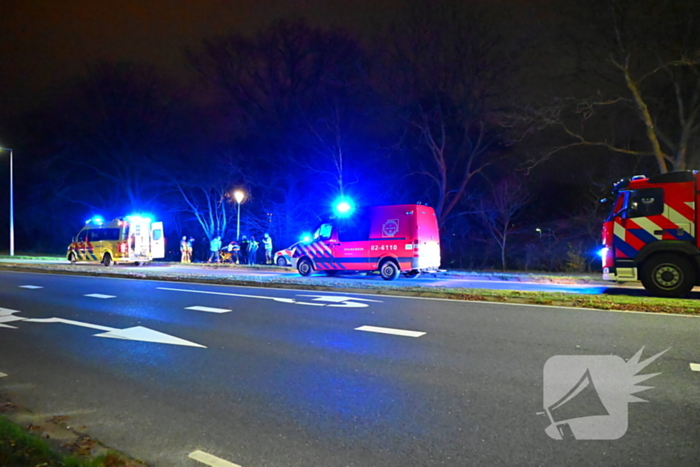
19;317;206;348
185;306;232;313
691;363;700;372
0;308;25;329
0;372;7;378
19;285;43;289
158;287;381;308
94;326;206;348
84;294;116;299
188;450;242;467
355;325;426;338
296;295;382;308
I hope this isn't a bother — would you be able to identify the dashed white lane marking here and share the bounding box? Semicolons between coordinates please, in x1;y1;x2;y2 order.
84;294;116;299
185;306;232;314
691;363;700;372
19;285;43;289
188;450;242;467
355;325;426;338
0;372;7;378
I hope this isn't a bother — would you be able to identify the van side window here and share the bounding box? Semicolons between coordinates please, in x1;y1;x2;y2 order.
90;228;120;242
338;216;371;242
316;224;333;240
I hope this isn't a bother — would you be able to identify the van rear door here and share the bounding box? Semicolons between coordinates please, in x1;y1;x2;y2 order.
151;222;165;259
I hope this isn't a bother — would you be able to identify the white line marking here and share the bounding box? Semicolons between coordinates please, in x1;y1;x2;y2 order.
22;318;206;348
84;294;116;299
188;450;242;467
185;306;232;313
19;285;43;289
158;287;378;307
355;325;426;338
691;363;700;372
0;372;7;378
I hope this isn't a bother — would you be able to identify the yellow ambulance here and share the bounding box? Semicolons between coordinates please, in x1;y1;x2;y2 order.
67;215;165;266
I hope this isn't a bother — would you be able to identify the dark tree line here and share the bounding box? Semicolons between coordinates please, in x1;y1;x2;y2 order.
0;0;694;270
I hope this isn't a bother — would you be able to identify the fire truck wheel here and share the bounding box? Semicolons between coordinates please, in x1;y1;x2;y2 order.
640;254;696;298
297;258;313;276
379;259;400;281
68;253;76;264
102;253;113;267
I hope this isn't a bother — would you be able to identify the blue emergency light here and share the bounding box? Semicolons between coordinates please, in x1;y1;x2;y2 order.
86;216;104;225
300;233;312;243
333;198;354;217
126;214;153;223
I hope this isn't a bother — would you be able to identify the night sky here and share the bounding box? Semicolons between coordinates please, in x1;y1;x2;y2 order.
1;0;409;113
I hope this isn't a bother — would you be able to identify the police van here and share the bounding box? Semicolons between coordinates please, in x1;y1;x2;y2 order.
67;215;165;266
293;204;441;280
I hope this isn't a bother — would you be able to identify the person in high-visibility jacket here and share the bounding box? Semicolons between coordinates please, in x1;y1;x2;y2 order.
180;236;189;263
262;233;273;264
208;235;222;263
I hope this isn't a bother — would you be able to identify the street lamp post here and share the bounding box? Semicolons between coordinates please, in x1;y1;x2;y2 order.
0;147;13;256
234;190;245;241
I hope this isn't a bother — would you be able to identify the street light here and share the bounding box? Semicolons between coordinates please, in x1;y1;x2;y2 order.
0;147;13;256
233;190;245;241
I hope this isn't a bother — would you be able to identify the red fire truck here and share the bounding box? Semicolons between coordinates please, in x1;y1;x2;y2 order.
601;171;700;297
293;204;441;280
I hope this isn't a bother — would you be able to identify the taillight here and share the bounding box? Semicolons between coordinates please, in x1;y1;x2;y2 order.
119;242;128;254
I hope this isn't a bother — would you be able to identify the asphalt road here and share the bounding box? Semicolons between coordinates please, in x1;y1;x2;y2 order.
0;258;637;295
0;270;698;466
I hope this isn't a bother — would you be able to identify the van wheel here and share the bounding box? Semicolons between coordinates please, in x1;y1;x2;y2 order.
68;253;77;264
640;253;695;297
102;253;113;267
403;271;420;279
379;259;400;281
297;258;313;276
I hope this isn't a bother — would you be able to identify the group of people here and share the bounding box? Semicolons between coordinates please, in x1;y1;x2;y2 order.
179;236;196;263
180;233;273;265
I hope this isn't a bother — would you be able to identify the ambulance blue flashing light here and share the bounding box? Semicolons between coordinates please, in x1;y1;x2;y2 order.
333;198;354;217
86;216;104;225
126;214;153;223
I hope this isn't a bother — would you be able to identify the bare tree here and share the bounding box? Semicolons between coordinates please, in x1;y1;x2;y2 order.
376;0;516;224
472;177;531;271
507;0;700;174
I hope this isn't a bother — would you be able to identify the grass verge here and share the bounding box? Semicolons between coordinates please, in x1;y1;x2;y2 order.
0;415;130;466
399;287;700;315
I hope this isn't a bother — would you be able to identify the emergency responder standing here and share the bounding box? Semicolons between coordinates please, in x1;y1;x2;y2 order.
240;235;249;264
262;233;273;264
186;237;195;263
248;235;259;265
208;235;222;263
180;236;189;263
231;240;241;264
